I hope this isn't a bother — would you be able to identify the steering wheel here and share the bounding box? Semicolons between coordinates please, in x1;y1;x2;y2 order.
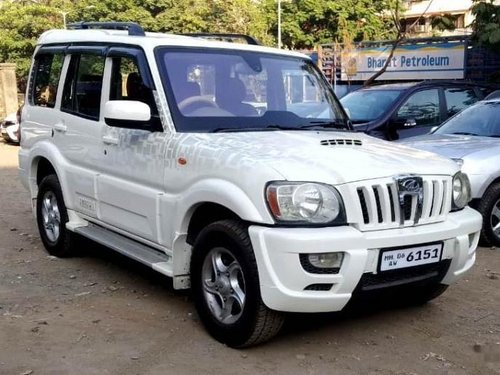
178;96;218;114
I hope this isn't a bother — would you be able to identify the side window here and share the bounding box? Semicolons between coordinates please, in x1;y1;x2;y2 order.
61;54;105;120
109;56;156;113
31;53;64;108
444;88;478;117
397;89;441;127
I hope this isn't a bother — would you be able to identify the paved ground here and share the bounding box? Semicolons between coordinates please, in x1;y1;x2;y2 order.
0;141;499;375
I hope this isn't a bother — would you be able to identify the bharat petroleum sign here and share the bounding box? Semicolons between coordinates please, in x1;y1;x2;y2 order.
341;42;465;81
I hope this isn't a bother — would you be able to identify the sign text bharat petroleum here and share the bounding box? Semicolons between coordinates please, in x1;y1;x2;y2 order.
341;42;465;81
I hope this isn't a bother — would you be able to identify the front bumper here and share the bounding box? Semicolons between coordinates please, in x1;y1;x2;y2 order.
248;206;482;313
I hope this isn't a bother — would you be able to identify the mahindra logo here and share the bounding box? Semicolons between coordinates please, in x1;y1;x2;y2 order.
400;178;421;192
395;175;424;225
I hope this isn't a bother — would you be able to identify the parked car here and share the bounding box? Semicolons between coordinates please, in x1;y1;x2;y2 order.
485;90;500;100
340;81;497;141
1;112;20;144
401;98;500;246
19;22;482;347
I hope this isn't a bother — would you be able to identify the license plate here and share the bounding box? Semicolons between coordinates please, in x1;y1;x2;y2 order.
379;243;443;272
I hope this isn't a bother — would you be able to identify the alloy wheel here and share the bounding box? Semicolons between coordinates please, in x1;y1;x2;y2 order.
201;247;246;324
41;191;61;243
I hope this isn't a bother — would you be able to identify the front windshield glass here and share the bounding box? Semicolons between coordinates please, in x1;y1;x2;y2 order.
435;101;500;137
340;90;402;123
156;48;349;132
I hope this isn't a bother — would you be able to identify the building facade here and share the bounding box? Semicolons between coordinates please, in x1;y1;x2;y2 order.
402;0;499;37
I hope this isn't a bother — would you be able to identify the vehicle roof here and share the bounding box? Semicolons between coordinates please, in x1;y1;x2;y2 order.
360;80;491;91
37;29;308;59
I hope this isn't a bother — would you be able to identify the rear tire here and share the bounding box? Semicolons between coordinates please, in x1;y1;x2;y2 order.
191;220;284;348
477;183;500;247
36;174;77;257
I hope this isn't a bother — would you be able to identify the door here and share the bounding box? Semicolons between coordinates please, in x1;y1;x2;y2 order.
393;88;442;139
57;49;108;218
96;48;168;243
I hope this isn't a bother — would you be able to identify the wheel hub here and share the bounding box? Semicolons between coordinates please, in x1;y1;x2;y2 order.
41;191;61;243
491;198;500;239
202;247;246;325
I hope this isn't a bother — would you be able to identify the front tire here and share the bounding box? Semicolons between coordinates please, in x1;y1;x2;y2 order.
36;174;77;257
477;183;500;247
191;220;284;348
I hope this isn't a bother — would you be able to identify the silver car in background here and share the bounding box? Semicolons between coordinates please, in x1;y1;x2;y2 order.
401;99;500;247
0;112;20;144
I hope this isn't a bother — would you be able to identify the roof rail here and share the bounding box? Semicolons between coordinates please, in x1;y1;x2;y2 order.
183;33;261;45
67;22;146;37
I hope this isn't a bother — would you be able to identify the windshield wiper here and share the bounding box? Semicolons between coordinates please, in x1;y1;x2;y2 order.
304;120;351;130
212;126;304;133
212;121;350;133
213;125;324;133
451;132;480;136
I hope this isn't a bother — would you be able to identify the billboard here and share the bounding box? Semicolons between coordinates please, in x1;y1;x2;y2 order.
340;42;466;81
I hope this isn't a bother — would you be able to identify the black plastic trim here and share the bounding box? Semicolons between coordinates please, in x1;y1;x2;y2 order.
104;118;152;131
183;33;261;45
67;22;145;36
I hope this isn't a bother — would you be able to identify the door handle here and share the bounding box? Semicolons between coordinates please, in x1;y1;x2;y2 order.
53;123;67;132
102;135;119;145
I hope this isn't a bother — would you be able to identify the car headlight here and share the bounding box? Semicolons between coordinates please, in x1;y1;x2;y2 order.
266;182;346;224
452;172;471;211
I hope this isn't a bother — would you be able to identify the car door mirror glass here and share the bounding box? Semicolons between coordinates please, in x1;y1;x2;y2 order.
403;118;417;128
104;100;151;129
390;117;416;129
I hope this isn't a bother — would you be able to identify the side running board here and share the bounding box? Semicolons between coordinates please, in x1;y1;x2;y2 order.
74;224;173;277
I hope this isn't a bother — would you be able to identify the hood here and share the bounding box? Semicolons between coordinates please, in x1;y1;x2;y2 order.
400;133;500;160
189;131;459;184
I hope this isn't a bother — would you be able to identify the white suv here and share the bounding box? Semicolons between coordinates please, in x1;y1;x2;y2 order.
19;22;482;347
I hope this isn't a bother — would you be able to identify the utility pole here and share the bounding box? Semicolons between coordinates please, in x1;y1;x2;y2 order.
278;0;282;49
60;11;69;29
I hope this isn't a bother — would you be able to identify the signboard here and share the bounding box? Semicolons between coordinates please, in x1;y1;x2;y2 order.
340;42;465;81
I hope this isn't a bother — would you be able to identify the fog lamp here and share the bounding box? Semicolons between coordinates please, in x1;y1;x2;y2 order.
300;252;344;274
308;252;344;268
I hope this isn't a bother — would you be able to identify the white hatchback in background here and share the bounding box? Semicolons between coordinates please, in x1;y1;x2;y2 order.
1;112;20;144
19;22;482;347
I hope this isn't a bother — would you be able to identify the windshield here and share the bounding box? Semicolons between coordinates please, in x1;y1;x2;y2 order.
340;89;402;123
156;48;349;132
435;101;500;137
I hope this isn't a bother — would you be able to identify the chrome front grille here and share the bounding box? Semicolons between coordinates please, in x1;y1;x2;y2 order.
350;176;451;231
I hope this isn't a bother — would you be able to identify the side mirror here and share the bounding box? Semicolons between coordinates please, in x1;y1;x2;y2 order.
104;100;151;130
391;117;417;129
403;118;417;128
430;126;438;133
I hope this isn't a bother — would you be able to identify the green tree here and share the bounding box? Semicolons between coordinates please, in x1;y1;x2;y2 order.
0;0;273;87
263;0;399;49
0;2;64;89
471;0;500;49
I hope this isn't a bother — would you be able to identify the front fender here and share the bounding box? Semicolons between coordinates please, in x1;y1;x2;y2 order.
175;178;274;234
